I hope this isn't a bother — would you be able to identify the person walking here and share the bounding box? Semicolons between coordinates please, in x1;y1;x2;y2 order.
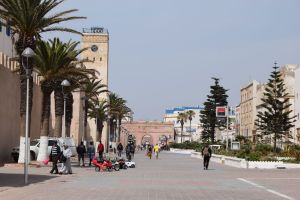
97;140;104;160
87;141;95;167
77;141;86;167
147;145;153;159
153;144;160;159
59;144;73;175
130;143;135;159
50;141;61;174
201;145;212;170
117;142;123;157
125;144;131;161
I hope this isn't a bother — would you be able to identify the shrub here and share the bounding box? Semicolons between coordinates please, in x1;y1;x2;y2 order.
255;144;273;156
248;152;261;161
169;141;202;150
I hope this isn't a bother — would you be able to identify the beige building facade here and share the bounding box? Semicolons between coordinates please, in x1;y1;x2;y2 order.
0;52;43;164
240;65;300;145
240;80;260;142
69;27;110;147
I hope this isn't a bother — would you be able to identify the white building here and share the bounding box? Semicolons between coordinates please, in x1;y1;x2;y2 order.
0;18;14;56
163;106;203;143
294;67;300;141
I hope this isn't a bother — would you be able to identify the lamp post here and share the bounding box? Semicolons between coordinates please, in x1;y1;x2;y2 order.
21;47;35;185
61;80;70;138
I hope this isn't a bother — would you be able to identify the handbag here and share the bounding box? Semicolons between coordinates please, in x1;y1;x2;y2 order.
59;153;67;162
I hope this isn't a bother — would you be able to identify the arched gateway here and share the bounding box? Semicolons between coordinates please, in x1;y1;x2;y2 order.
120;121;174;146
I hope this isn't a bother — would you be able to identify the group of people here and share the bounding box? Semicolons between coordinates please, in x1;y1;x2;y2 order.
117;142;135;161
49;141;72;175
146;144;160;159
49;140;106;175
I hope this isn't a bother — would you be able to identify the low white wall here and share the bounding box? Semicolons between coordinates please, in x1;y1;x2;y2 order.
190;152;298;169
170;148;195;154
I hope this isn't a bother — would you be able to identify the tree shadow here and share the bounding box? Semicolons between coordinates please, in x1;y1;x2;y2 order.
0;173;57;188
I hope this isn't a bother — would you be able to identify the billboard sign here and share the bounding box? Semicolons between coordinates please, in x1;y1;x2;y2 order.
216;106;227;117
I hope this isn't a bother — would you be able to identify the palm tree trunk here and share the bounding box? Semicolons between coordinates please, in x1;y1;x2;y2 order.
66;122;71;137
65;92;73;137
118;118;122;143
84;99;88;140
97;120;104;142
37;84;52;161
189;120;192;142
181;125;183;143
54;87;64;137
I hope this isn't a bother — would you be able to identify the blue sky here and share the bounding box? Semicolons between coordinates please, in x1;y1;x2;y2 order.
44;0;300;120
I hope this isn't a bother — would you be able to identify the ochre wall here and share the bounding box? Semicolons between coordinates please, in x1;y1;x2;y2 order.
0;54;42;164
121;121;174;147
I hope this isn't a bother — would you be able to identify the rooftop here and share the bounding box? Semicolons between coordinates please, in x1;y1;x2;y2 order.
82;27;108;34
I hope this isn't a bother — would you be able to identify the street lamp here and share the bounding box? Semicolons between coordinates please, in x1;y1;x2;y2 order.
61;80;70;138
21;47;35;185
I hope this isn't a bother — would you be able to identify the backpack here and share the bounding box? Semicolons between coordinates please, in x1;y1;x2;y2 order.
203;147;210;156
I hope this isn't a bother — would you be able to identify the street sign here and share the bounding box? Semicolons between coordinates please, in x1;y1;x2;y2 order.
216;106;227;117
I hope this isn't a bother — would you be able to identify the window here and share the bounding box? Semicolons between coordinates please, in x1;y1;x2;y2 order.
100;57;102;61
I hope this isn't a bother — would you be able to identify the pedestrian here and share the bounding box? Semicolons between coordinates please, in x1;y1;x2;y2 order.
59;144;73;175
147;145;153;159
201;145;212;170
117;142;123;157
153;143;160;159
130;143;135;159
97;140;104;160
125;144;131;161
50;141;61;174
87;141;95;167
77;141;86;167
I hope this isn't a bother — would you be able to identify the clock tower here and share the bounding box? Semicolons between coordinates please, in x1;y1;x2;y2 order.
76;27;109;148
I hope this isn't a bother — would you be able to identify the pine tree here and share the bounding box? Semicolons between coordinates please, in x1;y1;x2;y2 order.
200;78;228;144
255;63;296;152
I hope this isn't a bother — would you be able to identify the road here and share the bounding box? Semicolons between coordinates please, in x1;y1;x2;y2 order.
1;151;300;200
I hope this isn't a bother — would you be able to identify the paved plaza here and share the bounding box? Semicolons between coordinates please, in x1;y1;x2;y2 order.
1;151;300;200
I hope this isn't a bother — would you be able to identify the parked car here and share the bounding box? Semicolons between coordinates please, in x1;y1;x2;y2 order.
11;137;77;162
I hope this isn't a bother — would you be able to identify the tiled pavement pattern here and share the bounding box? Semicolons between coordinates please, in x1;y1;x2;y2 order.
1;152;300;200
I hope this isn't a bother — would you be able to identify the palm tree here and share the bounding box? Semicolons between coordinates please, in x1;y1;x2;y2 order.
0;0;85;163
34;38;94;161
186;110;196;142
81;79;107;140
177;112;187;143
87;100;109;141
109;93;131;142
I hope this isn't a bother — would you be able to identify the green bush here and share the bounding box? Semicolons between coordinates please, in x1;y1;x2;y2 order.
255;144;273;156
248;152;262;161
169;141;202;150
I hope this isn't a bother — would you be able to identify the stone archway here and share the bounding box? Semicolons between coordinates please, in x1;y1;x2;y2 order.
159;135;168;145
141;135;153;145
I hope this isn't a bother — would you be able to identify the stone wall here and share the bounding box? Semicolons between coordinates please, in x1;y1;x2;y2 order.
121;121;174;146
0;52;42;164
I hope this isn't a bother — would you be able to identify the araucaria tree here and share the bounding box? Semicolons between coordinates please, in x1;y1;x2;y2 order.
255;64;296;152
200;78;228;144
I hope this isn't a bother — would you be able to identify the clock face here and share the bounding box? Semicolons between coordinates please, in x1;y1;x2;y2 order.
91;45;98;52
